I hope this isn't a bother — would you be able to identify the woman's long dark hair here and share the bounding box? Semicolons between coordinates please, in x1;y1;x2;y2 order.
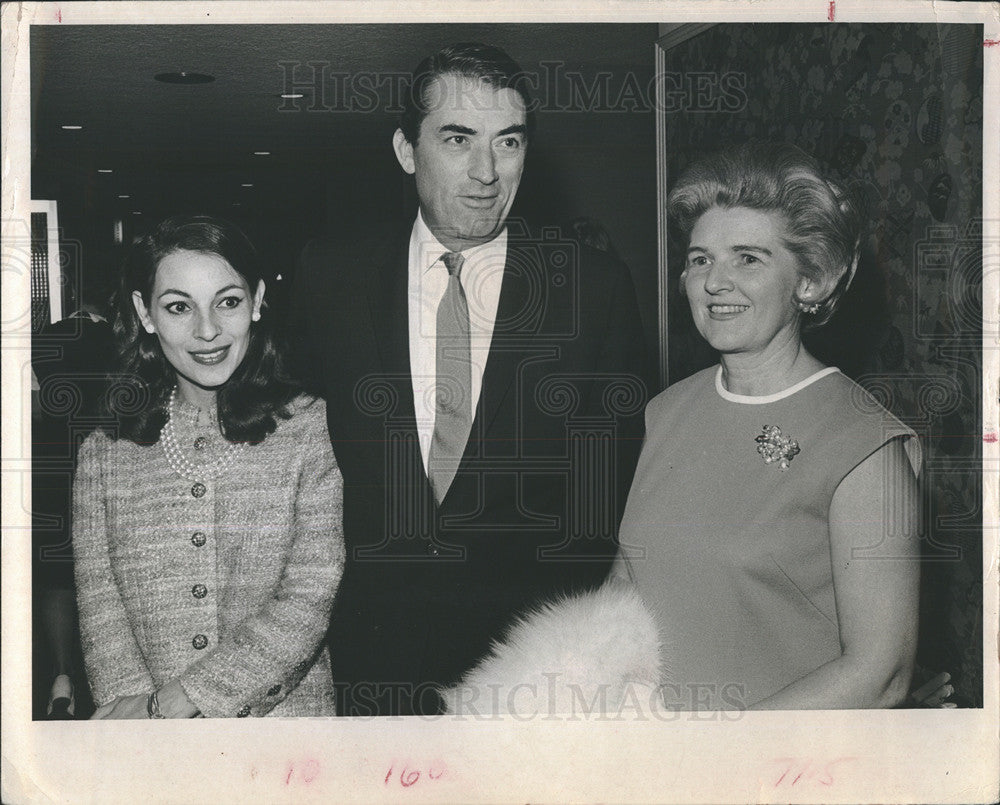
107;214;300;445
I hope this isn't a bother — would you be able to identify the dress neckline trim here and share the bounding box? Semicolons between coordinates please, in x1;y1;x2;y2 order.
714;365;841;404
171;391;220;430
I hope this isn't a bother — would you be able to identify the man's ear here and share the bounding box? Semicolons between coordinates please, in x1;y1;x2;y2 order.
131;291;156;334
392;129;416;175
252;279;265;321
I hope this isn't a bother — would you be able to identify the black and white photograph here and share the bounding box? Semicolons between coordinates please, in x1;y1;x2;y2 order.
2;1;997;802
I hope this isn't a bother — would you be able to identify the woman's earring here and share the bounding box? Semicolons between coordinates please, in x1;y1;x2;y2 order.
796;299;820;315
251;310;261;322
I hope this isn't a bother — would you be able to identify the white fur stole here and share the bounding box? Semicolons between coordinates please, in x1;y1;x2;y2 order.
439;581;663;718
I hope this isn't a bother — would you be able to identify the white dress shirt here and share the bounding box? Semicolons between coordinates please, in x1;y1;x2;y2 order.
407;211;507;473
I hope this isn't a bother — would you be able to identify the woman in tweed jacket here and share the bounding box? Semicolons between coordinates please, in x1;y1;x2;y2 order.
74;215;344;719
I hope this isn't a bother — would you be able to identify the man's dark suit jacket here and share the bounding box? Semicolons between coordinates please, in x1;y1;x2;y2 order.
290;220;649;716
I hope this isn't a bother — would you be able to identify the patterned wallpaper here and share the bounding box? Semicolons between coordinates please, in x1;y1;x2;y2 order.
662;23;984;706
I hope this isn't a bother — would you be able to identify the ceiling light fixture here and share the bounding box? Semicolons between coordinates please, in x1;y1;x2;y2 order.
61;125;83;130
253;151;270;156
118;194;130;199
98;169;113;174
279;93;305;99
154;71;215;84
241;183;253;188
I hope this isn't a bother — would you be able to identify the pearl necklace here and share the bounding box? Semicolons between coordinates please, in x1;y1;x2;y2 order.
160;388;244;489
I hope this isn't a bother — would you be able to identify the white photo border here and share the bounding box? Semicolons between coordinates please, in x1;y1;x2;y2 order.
2;2;997;803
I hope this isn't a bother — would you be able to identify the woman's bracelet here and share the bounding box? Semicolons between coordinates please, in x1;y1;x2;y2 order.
146;690;166;719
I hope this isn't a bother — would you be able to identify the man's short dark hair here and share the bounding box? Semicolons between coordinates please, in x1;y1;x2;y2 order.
399;42;536;145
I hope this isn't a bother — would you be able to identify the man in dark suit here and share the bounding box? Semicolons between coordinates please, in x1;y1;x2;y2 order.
291;43;648;716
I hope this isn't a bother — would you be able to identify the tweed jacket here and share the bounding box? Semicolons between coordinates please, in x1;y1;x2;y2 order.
73;395;344;718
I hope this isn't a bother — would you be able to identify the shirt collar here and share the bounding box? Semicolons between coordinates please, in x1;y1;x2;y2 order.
412;209;508;276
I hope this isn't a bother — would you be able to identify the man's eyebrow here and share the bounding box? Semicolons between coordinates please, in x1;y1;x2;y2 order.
436;123;527;138
439;123;476;136
496;124;527;137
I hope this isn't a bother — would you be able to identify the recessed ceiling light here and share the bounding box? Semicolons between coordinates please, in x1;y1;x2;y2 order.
279;93;305;99
118;194;130;199
61;124;83;130
154;71;215;84
98;169;113;174
241;183;253;188
275;274;283;281
253;151;270;156
131;211;142;215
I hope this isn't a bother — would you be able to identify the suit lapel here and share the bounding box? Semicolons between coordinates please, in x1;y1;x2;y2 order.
476;237;535;436
366;231;417;425
364;228;439;513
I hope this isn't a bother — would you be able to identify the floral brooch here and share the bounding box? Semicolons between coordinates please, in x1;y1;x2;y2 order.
755;425;800;470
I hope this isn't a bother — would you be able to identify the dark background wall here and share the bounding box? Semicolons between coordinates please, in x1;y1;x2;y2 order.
661;22;984;706
31;24;660;356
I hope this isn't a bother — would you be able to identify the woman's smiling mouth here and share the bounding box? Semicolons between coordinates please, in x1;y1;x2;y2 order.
189;345;231;365
708;303;750;317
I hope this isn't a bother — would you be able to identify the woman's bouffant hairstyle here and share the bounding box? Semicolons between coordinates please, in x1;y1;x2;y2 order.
667;142;861;327
108;214;299;445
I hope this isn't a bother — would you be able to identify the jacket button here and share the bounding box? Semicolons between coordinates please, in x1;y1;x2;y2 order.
427;544;440;557
267;684;282;696
236;705;251;717
193;436;208;450
191;482;206;498
192;584;208;599
191;531;207;547
192;634;208;650
294;660;309;674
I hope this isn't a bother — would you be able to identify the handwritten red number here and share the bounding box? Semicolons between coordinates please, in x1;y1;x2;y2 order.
384;761;446;788
286;759;320;786
771;757;854;788
302;759;320;784
819;757;855;786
